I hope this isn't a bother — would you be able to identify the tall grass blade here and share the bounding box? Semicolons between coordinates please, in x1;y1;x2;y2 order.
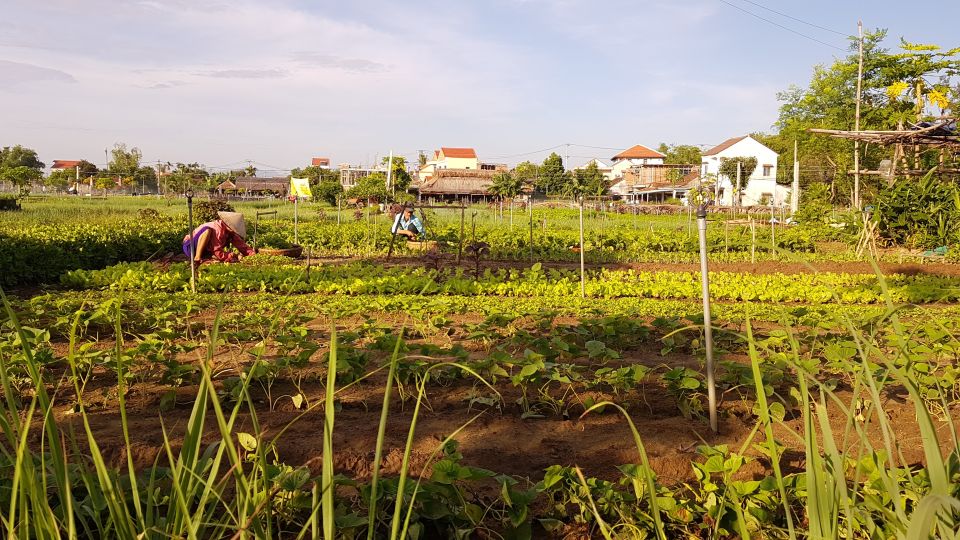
322;329;338;540
746;318;796;539
367;327;405;540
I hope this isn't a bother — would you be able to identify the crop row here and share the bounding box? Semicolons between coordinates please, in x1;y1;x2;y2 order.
1;214;832;287
0;219;184;286
62;260;960;304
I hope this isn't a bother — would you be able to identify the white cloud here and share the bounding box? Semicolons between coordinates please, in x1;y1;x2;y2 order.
0;60;76;86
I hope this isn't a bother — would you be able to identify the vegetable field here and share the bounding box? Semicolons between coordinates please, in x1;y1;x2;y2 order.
4;196;960;539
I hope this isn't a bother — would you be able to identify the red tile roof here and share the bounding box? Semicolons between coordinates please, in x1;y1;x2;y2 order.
440;147;477;159
51;160;82;169
612;144;665;160
703;136;748;156
311;157;330;166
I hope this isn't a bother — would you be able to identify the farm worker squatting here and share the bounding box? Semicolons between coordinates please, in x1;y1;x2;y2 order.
391;207;425;240
182;211;255;263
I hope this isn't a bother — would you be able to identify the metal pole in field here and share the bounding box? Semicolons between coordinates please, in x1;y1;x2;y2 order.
186;190;196;294
528;193;534;262
770;202;776;251
294;195;299;245
697;203;718;434
579;196;586;298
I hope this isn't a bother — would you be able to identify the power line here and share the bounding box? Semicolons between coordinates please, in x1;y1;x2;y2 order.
734;0;849;36
716;0;846;52
484;144;566;159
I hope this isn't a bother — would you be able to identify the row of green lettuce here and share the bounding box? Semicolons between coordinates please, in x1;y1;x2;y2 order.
61;260;960;304
1;210;852;287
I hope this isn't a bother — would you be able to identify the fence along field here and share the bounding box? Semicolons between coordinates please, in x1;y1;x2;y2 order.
3;195;960;538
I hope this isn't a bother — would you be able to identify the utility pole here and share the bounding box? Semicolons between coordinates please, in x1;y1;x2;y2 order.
853;20;864;209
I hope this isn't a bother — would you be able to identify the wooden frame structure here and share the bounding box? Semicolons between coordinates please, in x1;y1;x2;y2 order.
809;118;960;177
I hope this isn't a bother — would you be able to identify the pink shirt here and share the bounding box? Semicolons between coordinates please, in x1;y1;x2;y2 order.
183;220;254;262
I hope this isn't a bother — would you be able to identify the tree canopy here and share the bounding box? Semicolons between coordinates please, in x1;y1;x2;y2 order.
489;171;524;201
0;145;44;193
657;143;702;165
537;153;569;194
766;29;960;204
572;161;607;198
718;157;758;189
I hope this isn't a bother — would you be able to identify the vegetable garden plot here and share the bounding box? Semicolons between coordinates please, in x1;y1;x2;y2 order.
4;289;960;538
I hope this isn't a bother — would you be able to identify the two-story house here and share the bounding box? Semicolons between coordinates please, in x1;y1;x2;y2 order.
701;135;787;207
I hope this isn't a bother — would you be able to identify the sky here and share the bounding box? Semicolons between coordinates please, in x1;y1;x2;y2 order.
1;0;958;174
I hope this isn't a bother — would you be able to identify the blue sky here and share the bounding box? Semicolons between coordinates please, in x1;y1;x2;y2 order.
1;0;957;173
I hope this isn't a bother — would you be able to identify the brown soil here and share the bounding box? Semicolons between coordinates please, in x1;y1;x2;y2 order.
33;313;957;489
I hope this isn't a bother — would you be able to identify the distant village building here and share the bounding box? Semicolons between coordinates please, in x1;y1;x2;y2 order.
702;135;787;207
609;144;666;178
418;147;479;182
311;157;331;168
601;145;697;202
234;176;289;196
417;169;498;203
339;164;384;190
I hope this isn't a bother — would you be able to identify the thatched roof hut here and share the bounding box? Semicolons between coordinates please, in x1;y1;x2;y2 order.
235;176;289;195
417;169;495;196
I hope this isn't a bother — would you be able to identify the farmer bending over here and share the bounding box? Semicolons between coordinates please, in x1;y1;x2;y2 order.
391;207;425;240
183;211;255;263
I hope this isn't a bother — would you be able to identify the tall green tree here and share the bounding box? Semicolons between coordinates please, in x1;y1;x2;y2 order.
108;143;142;176
538;152;569;195
512;161;538;188
574;161;607;197
165;162;209;193
769;29;960;205
0;145;44;171
346;173;389;203
381;155;412;192
0;145;44;194
657;143;702;165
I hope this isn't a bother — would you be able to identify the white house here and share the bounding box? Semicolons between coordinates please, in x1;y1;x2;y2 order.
701;135;788;207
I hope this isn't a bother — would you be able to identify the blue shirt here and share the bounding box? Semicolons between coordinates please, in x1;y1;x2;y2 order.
391;213;424;236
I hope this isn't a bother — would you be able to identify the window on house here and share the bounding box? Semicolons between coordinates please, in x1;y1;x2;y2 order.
763;165;773;176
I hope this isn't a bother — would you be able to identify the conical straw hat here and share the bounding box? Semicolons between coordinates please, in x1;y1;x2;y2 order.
217;211;247;239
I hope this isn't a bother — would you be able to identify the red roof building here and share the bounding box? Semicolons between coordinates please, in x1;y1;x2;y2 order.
611;144;665;161
311;157;331;167
51;160;83;169
439;147;477;159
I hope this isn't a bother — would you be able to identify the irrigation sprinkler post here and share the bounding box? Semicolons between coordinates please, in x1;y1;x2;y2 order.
294;195;299;245
457;207;465;264
770;203;776;252
750;218;756;264
697;203;718;434
578;196;586;299
186;190;196;294
528;194;534;262
337;196;342;225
